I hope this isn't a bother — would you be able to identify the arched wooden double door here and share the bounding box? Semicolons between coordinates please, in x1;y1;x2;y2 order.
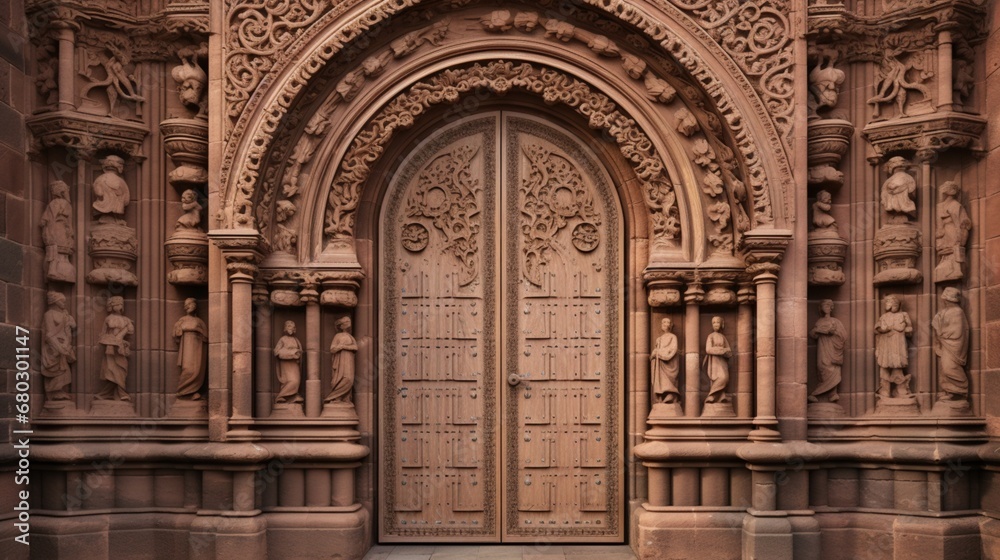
380;112;623;543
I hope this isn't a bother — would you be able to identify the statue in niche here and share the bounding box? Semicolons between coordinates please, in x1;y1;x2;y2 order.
808;52;846;117
324;316;358;404
810;300;846;404
274;320;304;404
171;45;207;117
79;43;144;115
94;296;134;401
934;181;972;283
874;294;914;401
880;156;916;223
703;316;732;405
92;155;130;224
812;190;838;231
650;317;680;405
40;180;76;282
175;189;203;231
42;292;76;403
932;287;970;408
173;298;207;400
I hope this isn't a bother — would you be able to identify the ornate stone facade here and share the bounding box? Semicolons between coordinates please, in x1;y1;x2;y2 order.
4;0;1000;559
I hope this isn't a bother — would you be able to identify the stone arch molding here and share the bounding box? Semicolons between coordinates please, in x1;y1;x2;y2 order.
220;0;790;266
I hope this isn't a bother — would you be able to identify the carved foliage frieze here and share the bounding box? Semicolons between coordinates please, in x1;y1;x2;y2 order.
323;61;682;251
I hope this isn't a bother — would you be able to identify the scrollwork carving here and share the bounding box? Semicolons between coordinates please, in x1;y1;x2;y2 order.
518;143;601;286
403;145;482;287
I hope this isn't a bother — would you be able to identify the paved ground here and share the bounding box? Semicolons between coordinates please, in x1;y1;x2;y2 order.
362;544;638;560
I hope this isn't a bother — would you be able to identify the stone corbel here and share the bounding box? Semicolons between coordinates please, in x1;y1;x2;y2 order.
862;111;987;163
26;111;149;160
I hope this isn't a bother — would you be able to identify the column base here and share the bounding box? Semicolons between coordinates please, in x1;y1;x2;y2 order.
634;508;745;560
742;512;793;560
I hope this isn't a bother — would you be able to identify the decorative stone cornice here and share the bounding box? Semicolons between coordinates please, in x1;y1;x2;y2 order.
862;111;987;163
26;111;148;160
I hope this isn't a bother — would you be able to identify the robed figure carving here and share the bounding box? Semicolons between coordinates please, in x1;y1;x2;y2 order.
650;317;680;404
880;156;916;222
810;300;846;404
875;295;914;404
932;287;970;413
325;316;358;404
173;298;207;400
42;292;76;403
934;181;972;282
703;316;732;405
274;321;304;404
40;180;76;282
95;296;134;401
92;155;130;224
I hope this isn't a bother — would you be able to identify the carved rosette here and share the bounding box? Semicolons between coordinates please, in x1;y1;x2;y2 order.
807;229;849;286
808;119;854;188
873;223;923;285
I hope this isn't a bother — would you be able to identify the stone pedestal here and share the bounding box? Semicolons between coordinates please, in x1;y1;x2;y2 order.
873;396;920;416
648;402;683;419
702;401;736;417
169;398;208;418
873;223;922;286
930;398;972;417
165;229;209;285
89;399;137;417
161;117;209;188
41;400;77;417
807;118;854;189
271;402;305;418
807;229;848;286
86;222;138;286
807;401;845;419
321;402;360;421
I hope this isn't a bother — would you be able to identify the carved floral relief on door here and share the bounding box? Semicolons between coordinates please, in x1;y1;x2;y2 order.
381;113;622;543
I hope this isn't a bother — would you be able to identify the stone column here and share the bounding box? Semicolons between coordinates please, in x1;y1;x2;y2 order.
684;282;704;418
253;283;272;418
737;284;755;418
212;230;263;440
750;263;781;441
302;283;321;418
52;18;79;111
935;25;955;110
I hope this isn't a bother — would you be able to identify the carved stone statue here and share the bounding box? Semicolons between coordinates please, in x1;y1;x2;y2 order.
880;156;916;222
810;300;846;404
40;180;76;283
808;53;846;117
703;316;732;405
94;296;134;402
874;295;915;408
812;190;838;230
650;317;680;405
173;298;207;400
932;287;970;414
42;292;76;403
171;45;208;117
175;189;203;231
934;181;972;283
274;320;304;404
92;155;130;224
324;316;358;404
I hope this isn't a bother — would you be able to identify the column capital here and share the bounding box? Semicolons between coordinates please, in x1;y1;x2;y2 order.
210;229;264;282
683;282;705;305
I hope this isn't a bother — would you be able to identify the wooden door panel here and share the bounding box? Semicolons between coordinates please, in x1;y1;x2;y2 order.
381;116;499;541
502;116;622;542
